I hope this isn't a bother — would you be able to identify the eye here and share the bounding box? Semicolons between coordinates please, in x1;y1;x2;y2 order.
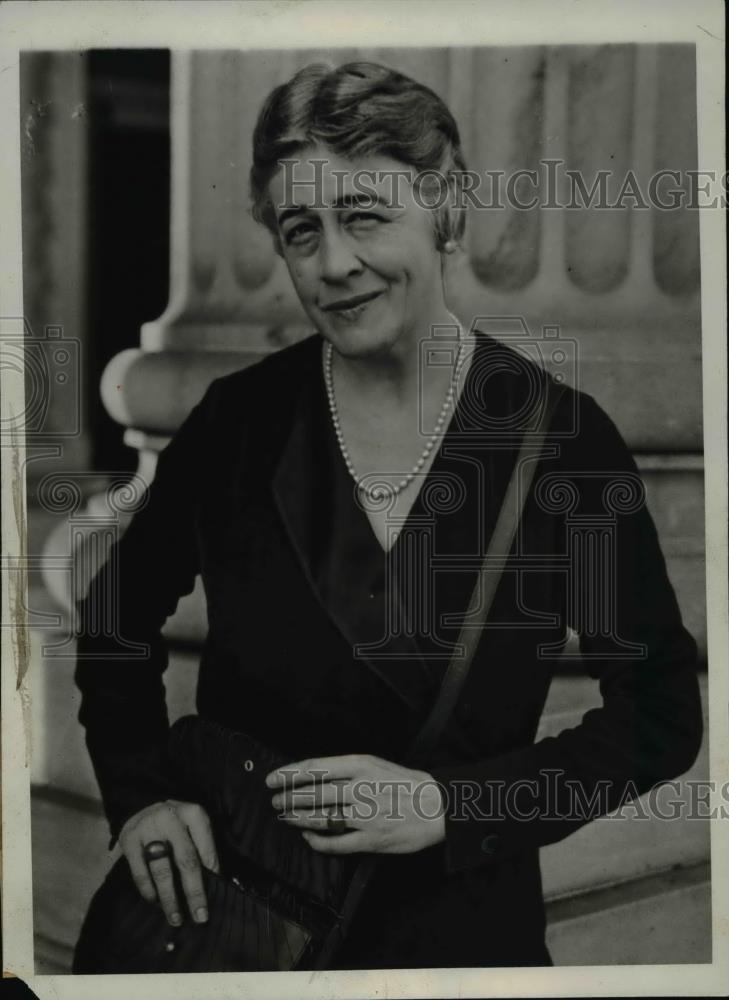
284;221;318;246
346;211;383;227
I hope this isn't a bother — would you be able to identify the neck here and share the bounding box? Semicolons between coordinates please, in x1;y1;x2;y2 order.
329;304;462;408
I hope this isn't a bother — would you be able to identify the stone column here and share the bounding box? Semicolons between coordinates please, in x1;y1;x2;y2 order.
102;50;310;456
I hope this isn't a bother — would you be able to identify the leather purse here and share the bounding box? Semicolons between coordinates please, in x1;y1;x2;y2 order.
72;720;358;973
72;377;565;974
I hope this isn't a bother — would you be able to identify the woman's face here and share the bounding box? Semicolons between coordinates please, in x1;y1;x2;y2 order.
267;144;446;360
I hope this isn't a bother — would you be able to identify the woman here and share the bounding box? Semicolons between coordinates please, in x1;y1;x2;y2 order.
74;61;703;969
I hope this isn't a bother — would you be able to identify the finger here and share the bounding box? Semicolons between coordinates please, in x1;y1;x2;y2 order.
182;806;220;874
166;824;209;925
271;780;351;812
124;840;158;904
279;805;363;831
266;756;369;788
301;829;370;854
147;854;183;926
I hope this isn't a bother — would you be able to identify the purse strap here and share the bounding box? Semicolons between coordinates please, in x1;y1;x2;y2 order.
405;375;566;762
313;375;566;969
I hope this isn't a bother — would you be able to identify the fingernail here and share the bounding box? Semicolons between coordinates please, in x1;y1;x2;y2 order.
195;907;208;924
170;912;182;926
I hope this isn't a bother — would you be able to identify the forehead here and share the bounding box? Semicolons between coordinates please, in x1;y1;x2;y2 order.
268;145;415;212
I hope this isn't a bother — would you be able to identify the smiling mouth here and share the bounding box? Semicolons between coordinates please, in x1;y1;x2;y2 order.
321;290;384;315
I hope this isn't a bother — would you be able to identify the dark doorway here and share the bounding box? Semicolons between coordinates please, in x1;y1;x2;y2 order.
86;49;170;472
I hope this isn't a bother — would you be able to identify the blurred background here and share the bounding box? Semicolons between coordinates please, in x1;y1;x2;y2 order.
20;45;707;972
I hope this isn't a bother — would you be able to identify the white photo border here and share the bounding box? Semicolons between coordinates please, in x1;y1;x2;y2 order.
1;1;726;997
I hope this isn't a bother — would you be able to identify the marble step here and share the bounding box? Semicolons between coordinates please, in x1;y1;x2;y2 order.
545;861;710;965
538;674;710;899
32;792;109;974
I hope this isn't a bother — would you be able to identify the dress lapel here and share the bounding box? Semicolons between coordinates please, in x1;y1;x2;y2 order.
271;336;432;718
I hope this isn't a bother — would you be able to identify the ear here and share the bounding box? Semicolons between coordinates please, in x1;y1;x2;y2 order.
434;170;466;255
435;215;459;254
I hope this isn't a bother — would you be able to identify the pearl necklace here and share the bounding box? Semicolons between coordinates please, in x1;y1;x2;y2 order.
323;319;465;500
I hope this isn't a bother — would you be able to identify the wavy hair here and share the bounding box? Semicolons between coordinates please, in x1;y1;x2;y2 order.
249;61;467;252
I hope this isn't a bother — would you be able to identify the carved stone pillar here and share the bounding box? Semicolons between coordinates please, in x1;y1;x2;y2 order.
102;50;308;446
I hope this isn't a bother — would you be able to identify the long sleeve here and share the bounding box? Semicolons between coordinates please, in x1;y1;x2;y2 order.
74;380;220;846
430;392;704;874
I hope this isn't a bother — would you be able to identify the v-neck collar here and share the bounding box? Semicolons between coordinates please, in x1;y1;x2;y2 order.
326;332;482;563
270;329;526;719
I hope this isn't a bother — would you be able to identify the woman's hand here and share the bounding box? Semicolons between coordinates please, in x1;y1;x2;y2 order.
118;800;220;926
265;754;446;855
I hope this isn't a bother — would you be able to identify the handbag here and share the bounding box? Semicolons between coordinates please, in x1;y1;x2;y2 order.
72;377;565;974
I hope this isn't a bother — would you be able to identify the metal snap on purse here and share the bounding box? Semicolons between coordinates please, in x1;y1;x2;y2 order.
72;378;565;974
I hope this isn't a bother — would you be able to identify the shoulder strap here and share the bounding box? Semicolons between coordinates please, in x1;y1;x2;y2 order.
314;377;566;969
406;375;566;761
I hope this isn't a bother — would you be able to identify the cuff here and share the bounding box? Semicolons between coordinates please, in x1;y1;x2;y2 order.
88;741;180;849
430;765;512;875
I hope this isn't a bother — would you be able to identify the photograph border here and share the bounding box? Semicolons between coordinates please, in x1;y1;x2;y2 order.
1;2;726;997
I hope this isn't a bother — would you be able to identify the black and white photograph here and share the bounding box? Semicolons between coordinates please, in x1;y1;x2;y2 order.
1;2;727;998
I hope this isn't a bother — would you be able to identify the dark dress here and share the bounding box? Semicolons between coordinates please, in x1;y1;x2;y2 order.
74;330;703;969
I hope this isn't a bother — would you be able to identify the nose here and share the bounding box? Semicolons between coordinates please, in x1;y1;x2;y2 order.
319;227;363;283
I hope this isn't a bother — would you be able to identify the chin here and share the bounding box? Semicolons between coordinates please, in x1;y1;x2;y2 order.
317;321;398;359
320;322;396;360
